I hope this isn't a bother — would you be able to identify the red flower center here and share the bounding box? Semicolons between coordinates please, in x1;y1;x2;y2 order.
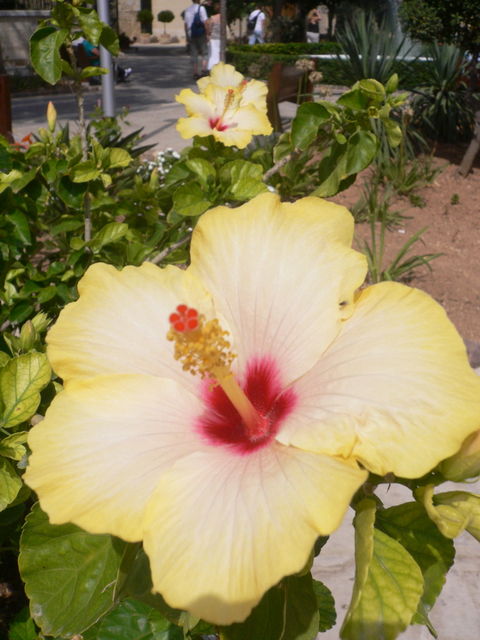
209;116;230;131
197;357;297;454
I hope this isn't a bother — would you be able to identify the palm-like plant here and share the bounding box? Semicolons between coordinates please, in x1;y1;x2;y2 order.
411;42;477;142
336;11;411;85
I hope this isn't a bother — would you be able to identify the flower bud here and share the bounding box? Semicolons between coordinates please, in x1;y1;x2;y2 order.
439;430;480;481
47;101;57;133
20;320;37;352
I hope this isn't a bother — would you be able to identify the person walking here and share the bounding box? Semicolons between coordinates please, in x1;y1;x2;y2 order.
183;0;208;80
306;8;321;43
206;1;221;70
247;4;266;45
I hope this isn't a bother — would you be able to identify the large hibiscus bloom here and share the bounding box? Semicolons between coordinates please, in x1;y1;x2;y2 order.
176;62;272;147
25;193;480;625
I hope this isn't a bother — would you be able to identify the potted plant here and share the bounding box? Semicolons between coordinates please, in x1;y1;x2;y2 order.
136;9;154;35
157;10;175;34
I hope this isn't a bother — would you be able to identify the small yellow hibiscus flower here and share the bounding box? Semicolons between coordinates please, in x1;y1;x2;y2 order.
24;193;480;625
176;62;273;147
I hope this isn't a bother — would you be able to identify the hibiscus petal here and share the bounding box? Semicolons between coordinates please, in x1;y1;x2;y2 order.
277;282;480;477
241;79;269;107
203;62;244;88
175;89;215;118
223;105;273;136
47;262;212;391
188;193;367;383
143;444;366;624
177;116;216;140
24;375;204;540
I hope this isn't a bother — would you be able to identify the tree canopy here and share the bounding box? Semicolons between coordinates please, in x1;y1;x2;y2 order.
399;0;480;55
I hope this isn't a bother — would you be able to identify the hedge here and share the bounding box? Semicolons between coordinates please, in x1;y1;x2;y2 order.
226;42;435;89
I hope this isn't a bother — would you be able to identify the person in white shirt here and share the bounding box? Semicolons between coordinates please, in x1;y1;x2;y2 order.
183;0;208;79
248;5;266;45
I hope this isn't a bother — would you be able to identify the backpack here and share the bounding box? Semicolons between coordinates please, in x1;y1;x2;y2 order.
191;6;206;38
247;11;259;33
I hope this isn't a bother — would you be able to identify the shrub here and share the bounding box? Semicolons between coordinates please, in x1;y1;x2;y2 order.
411;42;478;142
157;10;175;33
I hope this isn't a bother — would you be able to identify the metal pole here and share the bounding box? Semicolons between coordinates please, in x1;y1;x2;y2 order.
97;0;116;117
220;0;227;63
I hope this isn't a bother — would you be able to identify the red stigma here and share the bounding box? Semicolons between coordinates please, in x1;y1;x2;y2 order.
169;305;199;333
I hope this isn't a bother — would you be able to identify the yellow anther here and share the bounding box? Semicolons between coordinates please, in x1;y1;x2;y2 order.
167;313;236;380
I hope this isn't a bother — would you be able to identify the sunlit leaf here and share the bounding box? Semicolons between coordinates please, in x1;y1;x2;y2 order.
0;458;22;512
341;499;424;640
376;501;454;627
30;27;68;84
0;352;51;429
418;485;480;541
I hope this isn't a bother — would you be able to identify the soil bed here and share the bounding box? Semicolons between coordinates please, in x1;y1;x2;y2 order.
330;145;480;364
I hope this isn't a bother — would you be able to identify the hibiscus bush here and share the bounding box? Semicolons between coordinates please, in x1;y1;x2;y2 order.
1;2;480;639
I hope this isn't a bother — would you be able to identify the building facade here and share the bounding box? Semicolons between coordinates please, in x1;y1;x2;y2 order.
117;0;190;42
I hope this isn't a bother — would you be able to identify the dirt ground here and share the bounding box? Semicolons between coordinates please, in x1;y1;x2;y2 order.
329;146;480;365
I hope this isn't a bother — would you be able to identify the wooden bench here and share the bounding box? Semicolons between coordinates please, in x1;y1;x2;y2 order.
266;63;313;132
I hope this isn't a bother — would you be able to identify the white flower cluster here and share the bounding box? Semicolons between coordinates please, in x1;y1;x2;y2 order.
137;148;181;180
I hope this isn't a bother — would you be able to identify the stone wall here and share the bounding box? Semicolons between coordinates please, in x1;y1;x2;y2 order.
0;10;49;72
117;0;190;43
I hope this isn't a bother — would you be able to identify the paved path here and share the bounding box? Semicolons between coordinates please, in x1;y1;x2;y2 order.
12;44;195;153
11;46;480;639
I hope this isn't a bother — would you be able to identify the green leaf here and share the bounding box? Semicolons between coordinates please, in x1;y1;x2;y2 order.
7;606;37;640
71;160;102;182
340;499;424;640
89;222;129;253
337;88;368;110
291;102;330;150
50;218;85;235
19;504;128;637
0;352;51;429
0;431;28;461
57;177;87;208
78;9;104;45
30;27;68;84
313;579;336;632
185;158;216;187
119;545;186;627
0;352;10;368
344;130;378;176
222;573;319;640
82;598;183;640
382;118;403;148
417;486;480;541
99;25;120;56
220;159;267;201
0;458;22;512
355;78;386;103
376;501;454;626
172;183;212;217
385;73;399;94
10;169;37;193
107;148;132;169
5;212;32;245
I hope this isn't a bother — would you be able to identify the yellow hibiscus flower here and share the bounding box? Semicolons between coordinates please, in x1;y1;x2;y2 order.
24;193;480;625
176;62;273;147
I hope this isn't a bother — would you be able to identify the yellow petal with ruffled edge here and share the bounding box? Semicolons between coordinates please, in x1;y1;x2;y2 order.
277;281;480;477
188;192;367;383
143;444;366;625
47;262;212;393
197;62;245;91
24;375;205;540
